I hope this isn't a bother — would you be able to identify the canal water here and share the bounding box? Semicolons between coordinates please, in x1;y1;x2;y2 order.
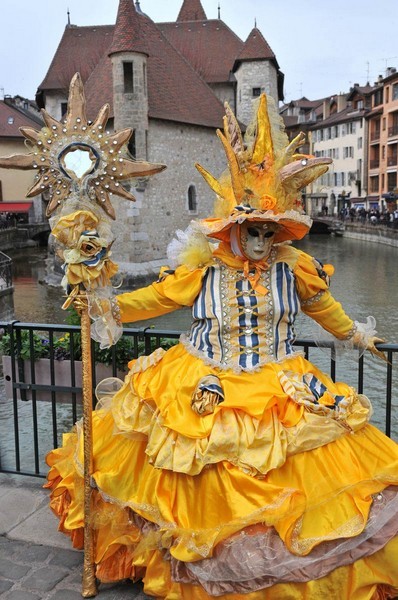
1;235;397;475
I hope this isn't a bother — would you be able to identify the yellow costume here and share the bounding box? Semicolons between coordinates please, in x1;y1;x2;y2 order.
46;95;398;599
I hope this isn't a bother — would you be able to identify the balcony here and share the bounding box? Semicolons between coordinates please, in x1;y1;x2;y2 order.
369;159;380;169
387;156;398;166
370;131;381;142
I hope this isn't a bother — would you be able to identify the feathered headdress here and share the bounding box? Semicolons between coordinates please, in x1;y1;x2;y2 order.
196;94;332;243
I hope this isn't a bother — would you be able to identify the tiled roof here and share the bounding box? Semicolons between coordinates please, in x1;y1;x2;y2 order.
109;0;149;56
0;101;43;138
177;0;207;21
158;19;243;83
39;25;114;90
83;13;226;128
310;106;367;127
234;28;277;65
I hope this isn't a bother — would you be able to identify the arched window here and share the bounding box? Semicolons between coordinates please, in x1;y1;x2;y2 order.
187;185;197;213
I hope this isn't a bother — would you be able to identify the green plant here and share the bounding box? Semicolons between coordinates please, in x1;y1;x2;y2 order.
0;308;179;371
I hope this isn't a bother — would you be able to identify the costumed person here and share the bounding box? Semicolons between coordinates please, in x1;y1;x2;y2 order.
46;95;398;599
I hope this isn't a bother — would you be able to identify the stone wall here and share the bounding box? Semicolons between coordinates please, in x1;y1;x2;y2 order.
111;119;226;280
209;83;236;112
235;60;278;124
344;224;398;248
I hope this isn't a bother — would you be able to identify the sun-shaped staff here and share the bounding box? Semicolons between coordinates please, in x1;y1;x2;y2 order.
0;73;166;219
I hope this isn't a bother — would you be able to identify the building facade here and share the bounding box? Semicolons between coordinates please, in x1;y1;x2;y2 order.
36;0;284;279
303;86;373;216
367;68;398;212
0;97;45;222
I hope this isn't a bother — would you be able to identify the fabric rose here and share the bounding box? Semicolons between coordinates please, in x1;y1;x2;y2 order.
259;195;277;211
52;210;99;247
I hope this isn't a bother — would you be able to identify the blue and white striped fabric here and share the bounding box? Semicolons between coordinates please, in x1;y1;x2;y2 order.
187;261;300;371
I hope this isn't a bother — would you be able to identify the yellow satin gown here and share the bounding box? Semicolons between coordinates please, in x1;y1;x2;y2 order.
46;245;398;599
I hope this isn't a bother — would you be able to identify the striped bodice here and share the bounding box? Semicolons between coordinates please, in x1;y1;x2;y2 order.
184;256;300;371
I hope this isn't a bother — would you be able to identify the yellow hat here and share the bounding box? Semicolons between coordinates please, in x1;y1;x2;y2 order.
196;94;332;243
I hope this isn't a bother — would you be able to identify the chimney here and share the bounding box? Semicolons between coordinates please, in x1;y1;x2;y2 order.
337;94;347;112
323;99;330;119
386;67;397;77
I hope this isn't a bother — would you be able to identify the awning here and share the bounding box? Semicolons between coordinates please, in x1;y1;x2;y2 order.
0;202;33;213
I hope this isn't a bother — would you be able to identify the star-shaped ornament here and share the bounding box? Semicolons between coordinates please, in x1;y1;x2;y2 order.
0;73;166;219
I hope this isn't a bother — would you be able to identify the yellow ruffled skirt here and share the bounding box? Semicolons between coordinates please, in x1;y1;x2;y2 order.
46;344;398;599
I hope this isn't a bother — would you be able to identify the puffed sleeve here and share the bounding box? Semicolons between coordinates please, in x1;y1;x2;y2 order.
294;251;354;340
116;264;206;323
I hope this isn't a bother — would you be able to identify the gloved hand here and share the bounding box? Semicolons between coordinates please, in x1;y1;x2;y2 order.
366;336;388;362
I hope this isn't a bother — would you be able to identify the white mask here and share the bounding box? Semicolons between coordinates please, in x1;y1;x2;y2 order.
240;221;276;261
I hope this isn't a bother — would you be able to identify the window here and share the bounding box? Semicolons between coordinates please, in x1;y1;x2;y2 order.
7;116;14;125
393;84;398;101
370;176;379;193
357;137;362;150
357;100;364;109
386;87;390;103
383;117;386;131
61;102;68;117
382;146;386;159
143;64;147;96
252;87;261;98
374;88;383;106
341;172;345;186
388;171;397;191
123;62;134;93
128;130;136;158
188;185;198;213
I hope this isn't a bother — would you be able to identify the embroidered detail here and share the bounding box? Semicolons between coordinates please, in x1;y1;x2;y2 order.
343;321;358;340
180;334;304;373
300;289;326;307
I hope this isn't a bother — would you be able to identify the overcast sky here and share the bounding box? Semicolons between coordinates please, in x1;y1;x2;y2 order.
1;0;397;103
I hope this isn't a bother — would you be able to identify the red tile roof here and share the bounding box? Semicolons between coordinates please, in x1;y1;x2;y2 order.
177;0;207;21
235;28;277;65
0;101;42;138
39;25;114;90
109;0;149;56
83;13;226;128
158;19;243;83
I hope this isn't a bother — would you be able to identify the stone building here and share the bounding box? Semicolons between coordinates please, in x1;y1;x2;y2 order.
36;0;283;281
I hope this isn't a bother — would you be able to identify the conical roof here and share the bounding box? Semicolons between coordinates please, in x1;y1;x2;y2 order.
108;0;149;56
235;27;276;62
177;0;207;21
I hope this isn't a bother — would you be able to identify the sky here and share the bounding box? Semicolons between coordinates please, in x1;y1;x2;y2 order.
1;0;398;103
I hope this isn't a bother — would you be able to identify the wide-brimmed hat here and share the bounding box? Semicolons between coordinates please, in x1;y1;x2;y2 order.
196;95;332;244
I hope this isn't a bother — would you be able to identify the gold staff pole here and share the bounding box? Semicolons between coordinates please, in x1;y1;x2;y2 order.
77;294;98;598
0;72;166;599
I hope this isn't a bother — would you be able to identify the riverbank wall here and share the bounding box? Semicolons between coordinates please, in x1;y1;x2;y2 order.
343;223;398;247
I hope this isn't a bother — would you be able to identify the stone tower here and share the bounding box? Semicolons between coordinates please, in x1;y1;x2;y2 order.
234;27;280;124
109;0;149;160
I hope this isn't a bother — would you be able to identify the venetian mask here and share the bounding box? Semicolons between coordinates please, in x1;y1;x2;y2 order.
240;221;277;261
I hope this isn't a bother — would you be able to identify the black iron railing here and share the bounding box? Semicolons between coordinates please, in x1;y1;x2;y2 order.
0;321;396;478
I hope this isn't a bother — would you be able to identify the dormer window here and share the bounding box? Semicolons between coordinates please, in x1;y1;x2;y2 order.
7;117;14;125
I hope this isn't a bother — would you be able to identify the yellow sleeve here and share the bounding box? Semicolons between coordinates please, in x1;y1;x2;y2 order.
295;251;354;339
116;264;206;323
